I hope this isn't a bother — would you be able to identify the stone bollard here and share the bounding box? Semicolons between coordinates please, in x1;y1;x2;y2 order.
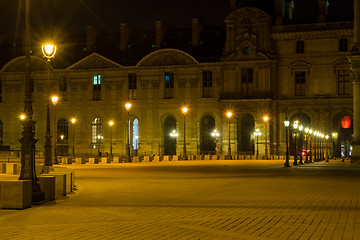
143;156;151;162
6;163;18;174
0;180;32;209
88;158;99;164
172;155;179;161
196;155;203;160
153;156;161;162
100;157;111;164
163;156;170;162
42;173;66;199
61;157;72;164
38;176;56;201
204;155;211;160
132;156;139;162
212;155;218;160
52;167;75;193
76;158;85;164
112;157;121;163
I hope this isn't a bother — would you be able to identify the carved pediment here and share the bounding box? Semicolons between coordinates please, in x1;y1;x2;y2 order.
67;53;123;70
333;58;350;67
225;7;271;25
288;60;312;69
137;49;198;67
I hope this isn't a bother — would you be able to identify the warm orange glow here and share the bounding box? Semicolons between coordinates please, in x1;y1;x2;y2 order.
71;118;76;124
182;107;188;114
125;103;132;111
42;43;57;58
51;96;59;105
263;116;269;122
20;114;26;120
109;121;114;126
226;111;232;118
60;135;64;140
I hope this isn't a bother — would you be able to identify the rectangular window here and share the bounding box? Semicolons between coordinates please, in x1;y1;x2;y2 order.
128;73;137;99
241;68;254;97
164;72;174;99
338;69;350;95
339;38;348;52
203;70;213;98
93;74;101;101
59;76;67;101
295;71;306;96
296;41;304;54
0;79;2;103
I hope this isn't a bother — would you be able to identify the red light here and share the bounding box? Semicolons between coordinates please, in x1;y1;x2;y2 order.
341;116;352;129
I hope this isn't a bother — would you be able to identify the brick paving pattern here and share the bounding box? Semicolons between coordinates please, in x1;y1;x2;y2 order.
0;159;359;239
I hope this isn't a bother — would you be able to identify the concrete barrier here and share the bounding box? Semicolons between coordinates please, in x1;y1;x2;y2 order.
188;155;195;160
6;163;18;174
1;163;6;173
61;157;72;164
76;158;86;164
163;156;170;162
204;155;211;160
100;157;111;164
38;176;55;201
196;155;203;160
153;156;161;162
0;180;32;209
132;156;140;162
112;157;120;163
88;158;99;164
172;155;178;161
51;167;74;193
219;155;226;160
42;173;66;199
143;156;151;162
212;155;218;160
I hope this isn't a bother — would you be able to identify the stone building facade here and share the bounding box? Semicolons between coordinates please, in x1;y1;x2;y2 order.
0;0;355;158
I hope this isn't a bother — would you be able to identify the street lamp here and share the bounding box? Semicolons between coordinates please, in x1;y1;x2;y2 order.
254;129;261;157
52;95;59;164
332;132;336;159
211;129;220;155
170;130;178;155
109;121;114;157
60;134;64;156
42;43;56;166
226;111;232;159
182;107;188;160
125;103;132;161
263;116;269;159
293;120;299;166
71;117;76;156
298;124;304;165
284;118;290;167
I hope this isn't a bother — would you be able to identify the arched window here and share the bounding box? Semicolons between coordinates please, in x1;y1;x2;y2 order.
200;115;216;154
163;116;177;155
0;120;3;145
91;117;103;144
132;118;139;150
237;114;255;154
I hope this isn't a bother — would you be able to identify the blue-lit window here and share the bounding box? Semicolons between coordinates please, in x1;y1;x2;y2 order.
93;74;101;101
132;118;139;150
165;72;174;99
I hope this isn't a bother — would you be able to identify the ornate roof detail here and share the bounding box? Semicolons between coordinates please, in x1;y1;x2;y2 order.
225;7;271;25
271;29;353;40
66;52;123;70
1;56;47;72
137;49;198;67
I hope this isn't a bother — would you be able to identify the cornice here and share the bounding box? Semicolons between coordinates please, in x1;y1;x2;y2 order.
271;29;353;40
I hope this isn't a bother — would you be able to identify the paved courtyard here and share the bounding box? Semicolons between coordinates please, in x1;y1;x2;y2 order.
0;159;360;240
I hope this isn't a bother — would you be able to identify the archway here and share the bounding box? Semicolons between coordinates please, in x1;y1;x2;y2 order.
237;114;255;154
200;115;216;154
163;116;177;155
332;113;353;157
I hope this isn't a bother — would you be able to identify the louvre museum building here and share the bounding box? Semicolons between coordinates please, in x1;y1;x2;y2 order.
0;0;356;160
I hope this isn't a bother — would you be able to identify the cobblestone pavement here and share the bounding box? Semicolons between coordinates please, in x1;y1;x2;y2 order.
1;159;360;240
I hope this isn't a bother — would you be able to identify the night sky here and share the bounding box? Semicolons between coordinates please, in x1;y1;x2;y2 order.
0;0;229;35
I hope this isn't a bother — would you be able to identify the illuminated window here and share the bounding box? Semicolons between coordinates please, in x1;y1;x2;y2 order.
164;72;174;99
241;68;253;97
296;41;304;54
57;118;68;144
338;69;350;95
91;117;103;144
93;74;101;101
339;38;348;52
295;71;306;96
59;76;67;101
132;118;139;150
203;70;212;98
128;73;137;99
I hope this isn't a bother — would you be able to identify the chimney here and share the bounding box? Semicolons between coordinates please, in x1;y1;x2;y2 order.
192;18;203;48
274;0;283;25
229;0;237;12
120;23;134;52
317;0;327;22
86;25;100;52
155;20;168;49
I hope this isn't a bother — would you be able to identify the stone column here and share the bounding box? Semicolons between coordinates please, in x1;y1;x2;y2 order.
349;0;360;164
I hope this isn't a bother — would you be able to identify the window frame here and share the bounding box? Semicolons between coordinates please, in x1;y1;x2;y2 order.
295;71;306;96
296;40;304;54
93;74;101;101
202;70;213;98
128;73;137;100
241;68;254;97
164;72;174;99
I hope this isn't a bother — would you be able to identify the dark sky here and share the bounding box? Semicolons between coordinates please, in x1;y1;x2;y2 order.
0;0;229;35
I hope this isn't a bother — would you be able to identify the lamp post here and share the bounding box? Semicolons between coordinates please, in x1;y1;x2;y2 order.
309;129;313;163
304;128;309;163
226;111;232;159
71;117;76;156
42;43;56;166
135;135;139;156
52;95;59;164
284;118;290;167
170;130;178;155
263;116;269;159
109;121;114;157
332;132;336;159
125;103;131;161
254;129;261;157
211;129;220;155
313;131;318;162
182;107;188;160
97;135;103;156
325;135;329;161
60;134;64;156
298;124;304;165
293;120;299;165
